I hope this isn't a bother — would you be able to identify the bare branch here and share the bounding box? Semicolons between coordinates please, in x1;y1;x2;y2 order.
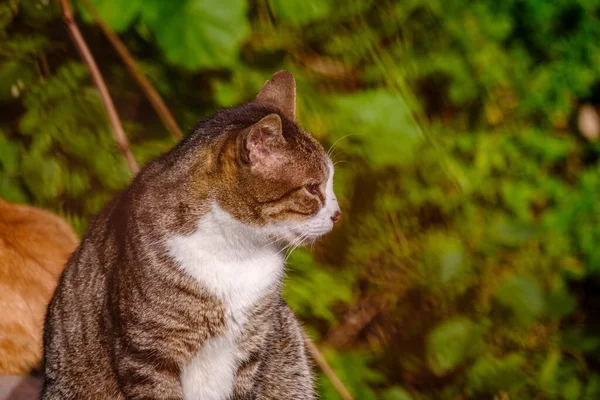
59;0;139;174
78;0;183;140
304;331;354;400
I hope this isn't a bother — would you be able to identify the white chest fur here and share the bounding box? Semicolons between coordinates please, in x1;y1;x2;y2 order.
166;205;283;400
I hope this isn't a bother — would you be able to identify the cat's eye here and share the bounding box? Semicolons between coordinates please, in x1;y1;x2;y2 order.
304;183;322;199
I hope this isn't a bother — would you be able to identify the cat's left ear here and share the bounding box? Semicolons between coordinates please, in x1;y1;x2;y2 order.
256;71;296;122
241;113;286;165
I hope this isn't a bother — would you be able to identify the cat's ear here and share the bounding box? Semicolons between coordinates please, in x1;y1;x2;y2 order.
241;113;285;165
255;71;296;121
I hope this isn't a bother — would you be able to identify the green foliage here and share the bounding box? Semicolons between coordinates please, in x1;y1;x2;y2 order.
2;0;600;398
267;0;333;26
466;353;525;395
494;274;545;325
88;0;250;69
381;387;414;400
426;317;484;375
284;251;353;324
329;90;423;167
318;351;385;400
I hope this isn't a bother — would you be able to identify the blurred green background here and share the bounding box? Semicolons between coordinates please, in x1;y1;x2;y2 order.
2;0;600;398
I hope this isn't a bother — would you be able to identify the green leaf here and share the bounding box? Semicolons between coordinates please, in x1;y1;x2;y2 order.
539;349;561;396
562;377;583;400
466;353;525;394
141;0;250;69
422;233;471;285
547;283;577;318
284;250;353;322
0;61;35;102
490;218;536;247
0;131;27;203
0;134;20;173
495;274;545;325
21;152;64;201
268;0;333;26
318;351;384;400
329;90;423;168
583;374;600;400
86;0;144;32
426;317;483;376
381;387;414;400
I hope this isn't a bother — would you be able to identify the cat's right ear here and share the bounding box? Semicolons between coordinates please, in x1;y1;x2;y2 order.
255;71;296;122
240;113;286;166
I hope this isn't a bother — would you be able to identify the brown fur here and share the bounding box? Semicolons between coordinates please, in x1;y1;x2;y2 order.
0;199;77;375
43;71;332;399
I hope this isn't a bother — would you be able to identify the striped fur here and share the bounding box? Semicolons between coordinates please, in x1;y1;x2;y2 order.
42;71;339;400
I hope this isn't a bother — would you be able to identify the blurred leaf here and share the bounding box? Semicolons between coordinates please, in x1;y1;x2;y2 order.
0;134;20;173
268;0;333;26
141;0;250;69
466;353;525;395
0;61;35;102
495;274;545;325
562;377;583;400
318;351;384;400
330;90;422;168
539;349;561;397
547;283;577;318
426;317;483;375
489;218;536;247
381;387;414;400
422;233;471;285
21;152;63;202
583;374;600;400
284;250;353;322
86;0;144;32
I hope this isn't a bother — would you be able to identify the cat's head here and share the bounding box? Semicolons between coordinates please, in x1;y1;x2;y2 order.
209;71;341;245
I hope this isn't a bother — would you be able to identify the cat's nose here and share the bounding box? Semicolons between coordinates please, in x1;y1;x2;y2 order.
330;210;341;224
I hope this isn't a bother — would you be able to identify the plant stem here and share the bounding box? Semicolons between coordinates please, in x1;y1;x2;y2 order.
304;332;354;400
78;0;183;140
59;0;139;174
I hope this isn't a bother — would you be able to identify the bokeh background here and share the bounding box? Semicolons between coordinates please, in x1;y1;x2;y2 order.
2;0;600;398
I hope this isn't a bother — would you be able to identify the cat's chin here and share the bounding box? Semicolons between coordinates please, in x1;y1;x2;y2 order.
283;228;331;247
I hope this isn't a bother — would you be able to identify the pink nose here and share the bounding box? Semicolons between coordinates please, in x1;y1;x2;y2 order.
331;210;341;224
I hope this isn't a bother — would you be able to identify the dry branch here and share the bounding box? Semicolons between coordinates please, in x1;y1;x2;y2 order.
304;332;354;400
78;0;183;140
59;0;139;174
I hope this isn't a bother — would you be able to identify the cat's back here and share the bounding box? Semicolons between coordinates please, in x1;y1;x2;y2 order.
0;199;78;375
42;200;124;400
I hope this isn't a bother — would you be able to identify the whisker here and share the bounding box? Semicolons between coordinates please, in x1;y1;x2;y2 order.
327;134;355;157
284;233;310;263
276;244;291;258
262;235;283;248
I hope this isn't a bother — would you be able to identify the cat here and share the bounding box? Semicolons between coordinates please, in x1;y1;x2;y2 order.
42;71;341;400
0;198;77;375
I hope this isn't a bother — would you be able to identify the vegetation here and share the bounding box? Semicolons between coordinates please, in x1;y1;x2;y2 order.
2;0;600;398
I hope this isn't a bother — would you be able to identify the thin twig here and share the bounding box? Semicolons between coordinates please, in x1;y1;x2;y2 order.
78;0;183;140
59;0;139;174
304;332;354;400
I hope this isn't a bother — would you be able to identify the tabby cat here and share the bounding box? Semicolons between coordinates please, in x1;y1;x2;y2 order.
43;71;341;400
0;198;77;375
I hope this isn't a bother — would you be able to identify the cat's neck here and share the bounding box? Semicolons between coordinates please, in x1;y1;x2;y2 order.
165;202;284;324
